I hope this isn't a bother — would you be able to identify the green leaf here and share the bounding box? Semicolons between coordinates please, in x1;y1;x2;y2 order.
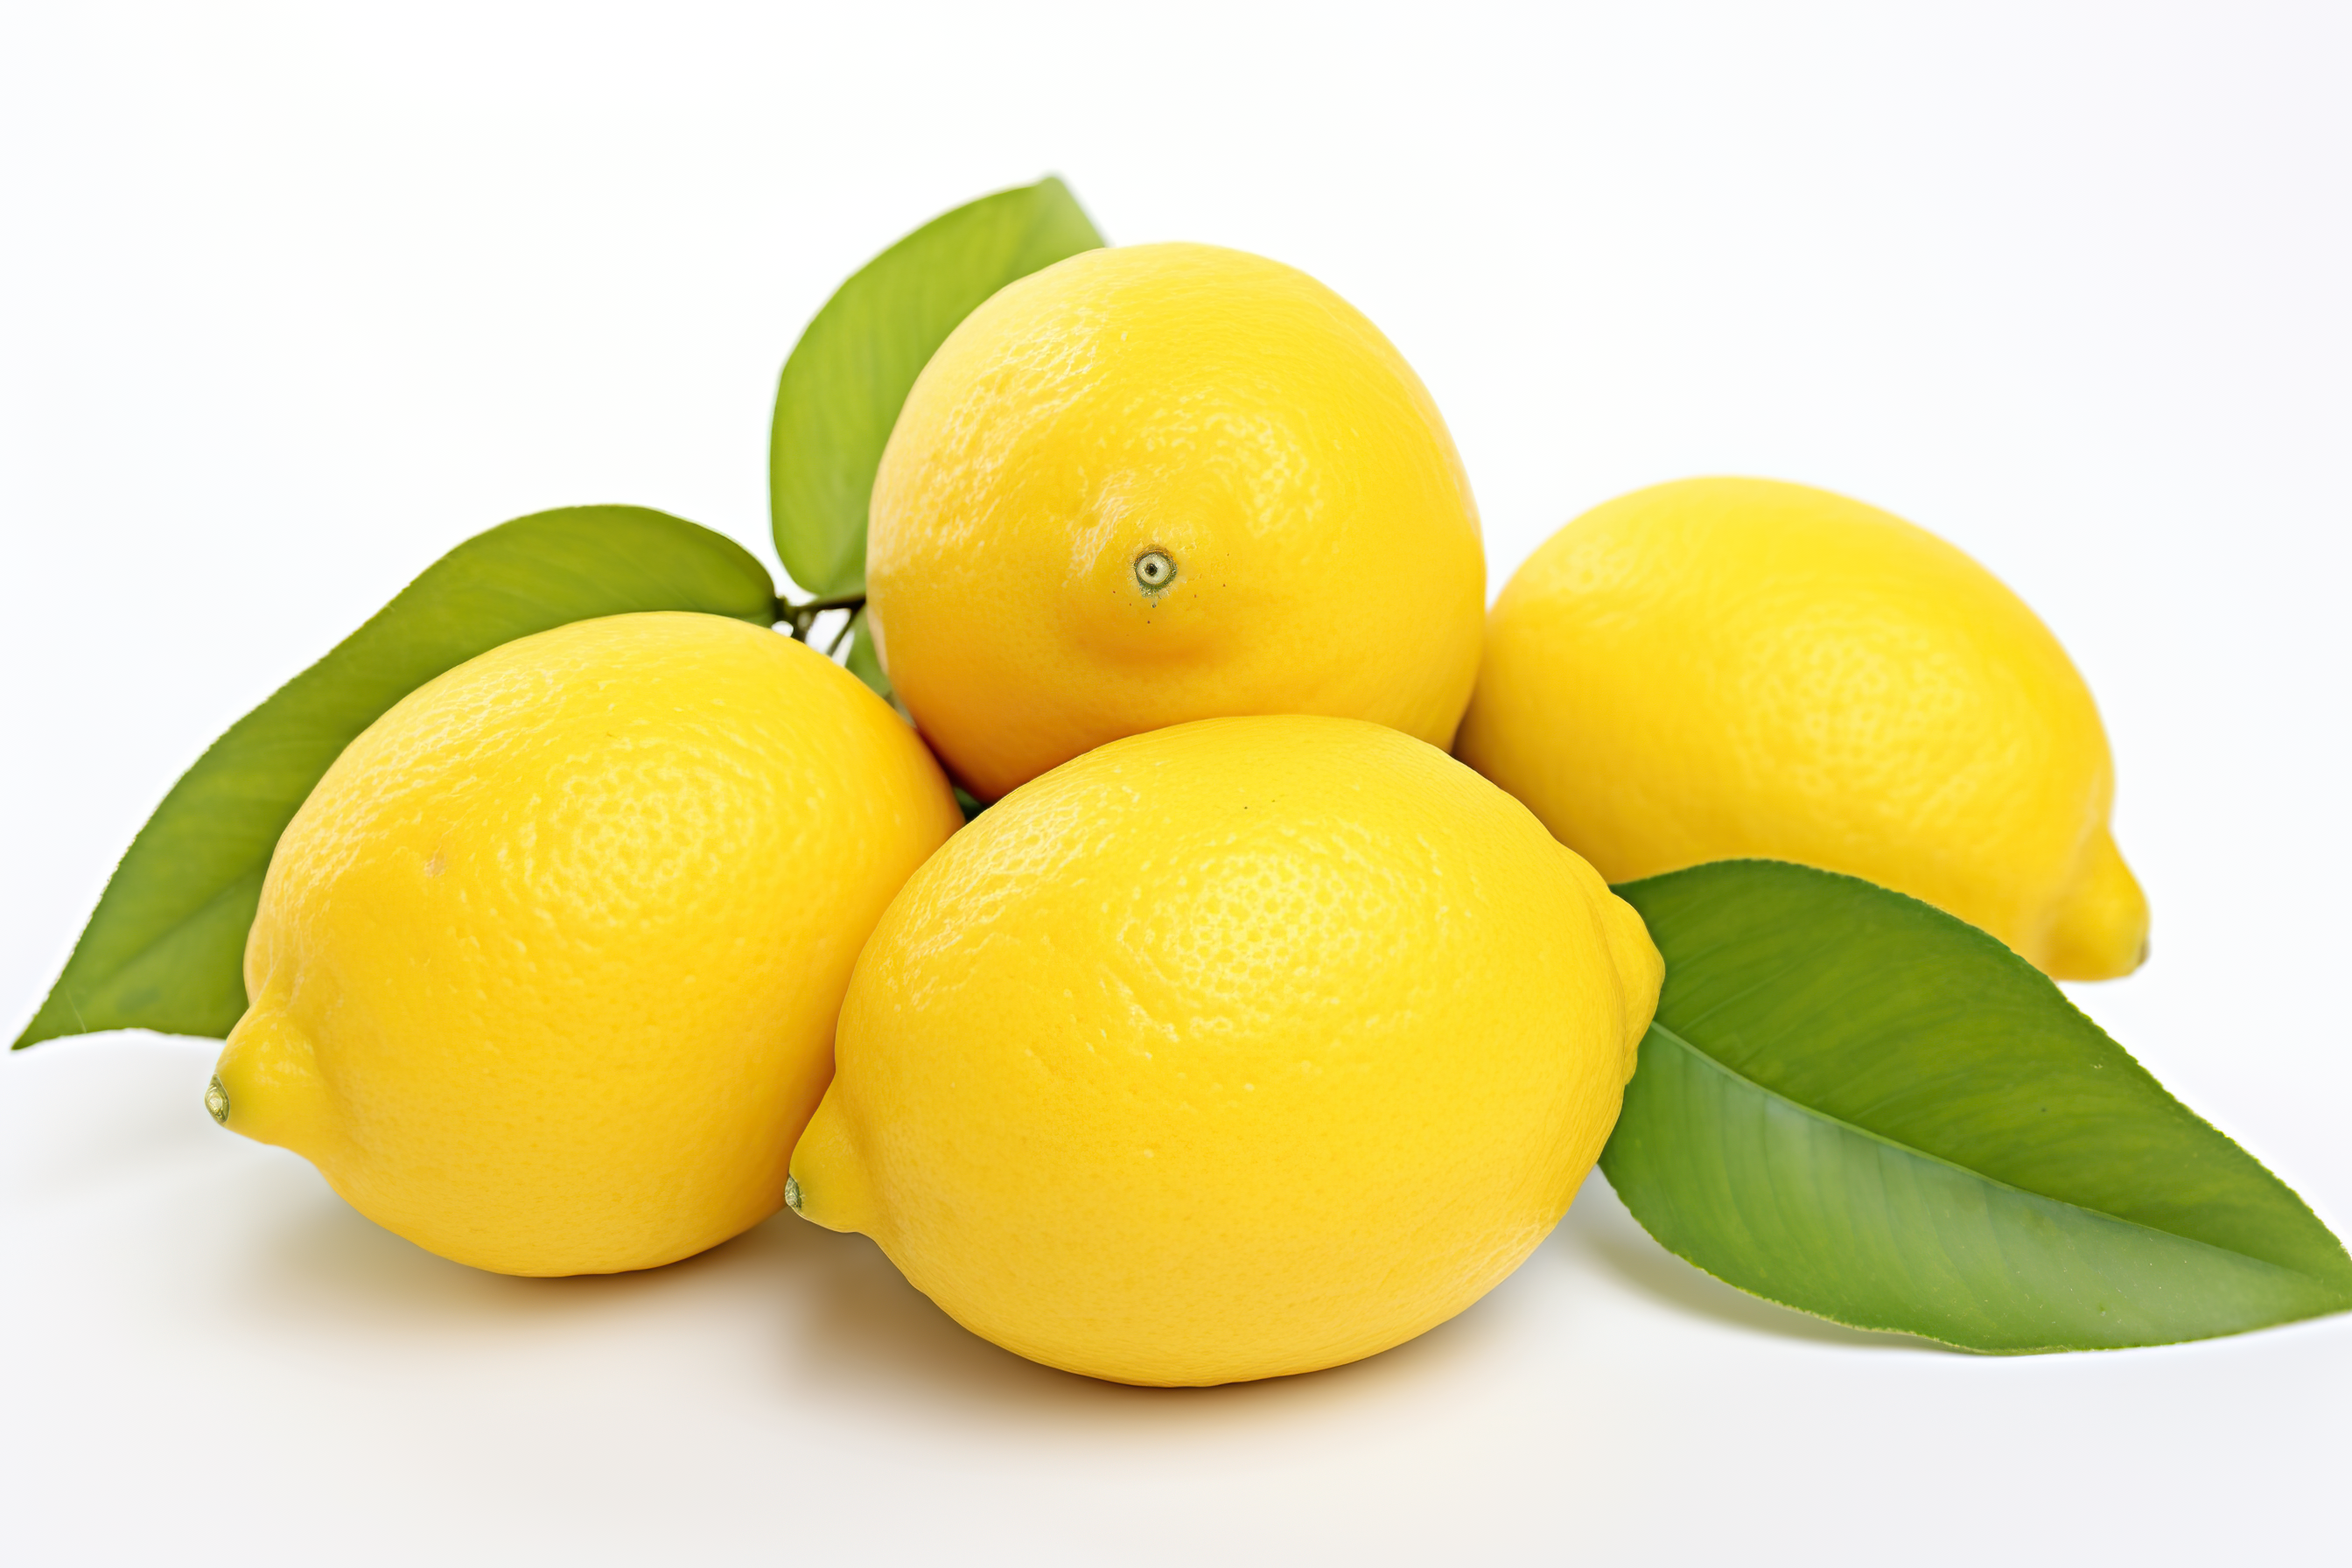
769;176;1105;598
15;506;776;1050
1600;859;2352;1351
842;606;891;701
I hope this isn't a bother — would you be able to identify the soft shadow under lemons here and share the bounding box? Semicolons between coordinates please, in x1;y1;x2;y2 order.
236;1156;1922;1425
241;1169;1525;1423
238;1171;790;1332
763;1212;1522;1424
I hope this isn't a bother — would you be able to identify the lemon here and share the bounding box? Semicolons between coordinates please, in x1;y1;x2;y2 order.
209;612;962;1276
864;242;1487;802
787;715;1662;1386
1457;477;2148;979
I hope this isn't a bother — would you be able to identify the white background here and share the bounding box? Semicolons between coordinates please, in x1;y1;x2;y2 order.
4;3;2348;1562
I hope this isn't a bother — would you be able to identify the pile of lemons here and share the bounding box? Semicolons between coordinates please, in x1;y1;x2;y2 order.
206;242;2145;1386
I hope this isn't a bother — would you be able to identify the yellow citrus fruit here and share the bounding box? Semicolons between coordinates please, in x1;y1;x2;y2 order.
1457;477;2148;980
787;715;1662;1386
864;242;1486;802
209;612;962;1276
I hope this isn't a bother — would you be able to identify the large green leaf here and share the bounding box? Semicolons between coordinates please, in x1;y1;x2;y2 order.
1601;860;2352;1351
768;176;1104;598
15;506;776;1049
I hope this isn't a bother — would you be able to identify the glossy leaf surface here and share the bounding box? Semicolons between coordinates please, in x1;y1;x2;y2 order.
768;176;1103;597
1601;859;2352;1351
16;506;775;1048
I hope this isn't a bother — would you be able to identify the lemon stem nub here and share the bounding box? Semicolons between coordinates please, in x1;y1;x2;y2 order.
784;1174;804;1214
1134;551;1174;591
204;1075;230;1125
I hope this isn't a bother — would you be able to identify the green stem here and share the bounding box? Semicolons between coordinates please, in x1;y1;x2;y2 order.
774;593;867;642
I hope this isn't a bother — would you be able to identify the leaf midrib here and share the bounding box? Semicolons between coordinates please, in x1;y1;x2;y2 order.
1644;1018;2342;1291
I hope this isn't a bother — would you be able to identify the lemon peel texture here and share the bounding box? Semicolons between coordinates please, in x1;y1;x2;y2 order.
866;242;1486;802
791;715;1660;1386
1457;476;2148;979
211;612;962;1276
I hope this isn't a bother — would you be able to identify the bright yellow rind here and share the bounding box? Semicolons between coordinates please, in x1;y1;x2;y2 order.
792;716;1662;1386
1456;476;2148;979
867;242;1487;802
213;612;963;1276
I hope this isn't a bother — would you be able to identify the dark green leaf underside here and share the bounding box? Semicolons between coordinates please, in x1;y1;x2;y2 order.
1600;860;2352;1351
768;175;1103;598
16;506;774;1049
843;607;891;700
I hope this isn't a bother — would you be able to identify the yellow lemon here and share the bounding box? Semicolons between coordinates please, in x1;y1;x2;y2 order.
864;242;1486;802
1457;477;2148;980
209;612;962;1276
788;715;1662;1386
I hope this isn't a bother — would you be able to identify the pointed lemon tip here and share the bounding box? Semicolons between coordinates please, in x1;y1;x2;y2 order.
212;1004;338;1155
2041;827;2151;982
786;1089;876;1236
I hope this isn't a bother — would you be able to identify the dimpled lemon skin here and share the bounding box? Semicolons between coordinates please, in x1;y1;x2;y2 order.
865;242;1487;803
1457;477;2149;980
210;612;962;1277
788;716;1662;1387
